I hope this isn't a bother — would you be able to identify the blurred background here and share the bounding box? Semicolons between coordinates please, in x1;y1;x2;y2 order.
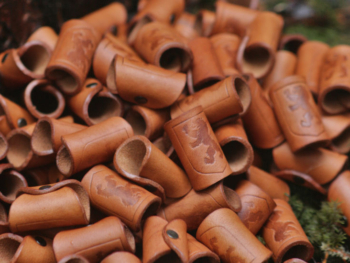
0;0;350;51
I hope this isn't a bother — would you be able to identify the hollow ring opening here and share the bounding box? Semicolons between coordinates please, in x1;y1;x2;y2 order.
0;171;26;201
56;146;73;176
31;120;54;155
125;110;147;136
0;237;21;262
47;69;78;93
322;88;350;114
20;44;50;75
30;85;60;114
242;46;272;78
7;134;31;168
159;48;190;72
222;140;249;173
88;95;121;125
234;77;251;113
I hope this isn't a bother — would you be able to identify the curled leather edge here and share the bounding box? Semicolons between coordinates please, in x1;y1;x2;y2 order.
24;79;65;119
58;255;89;263
0;163;27;204
0;132;8;160
273;169;327;195
0;233;24;261
0;202;9;234
16;179;90;223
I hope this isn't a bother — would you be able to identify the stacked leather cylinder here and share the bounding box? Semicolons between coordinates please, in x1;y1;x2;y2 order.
0;0;348;262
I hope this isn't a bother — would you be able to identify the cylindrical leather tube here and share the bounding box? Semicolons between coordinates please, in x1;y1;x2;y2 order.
279;34;307;54
24;79;65;119
214;119;254;175
124;105;170;141
328;170;350;236
106;56;186;109
194;9;216;37
81;3;127;36
26;26;58;52
10;235;56;263
322;113;350;154
318;45;350;114
101;252;141;263
174;12;199;40
81;165;161;232
0;233;24;262
0;95;35;136
187;234;220;263
237;12;284;79
0;202;9;234
157;181;241;230
262;199;314;263
0;163;27;204
58;255;89;263
152;133;176;161
236;180;276;235
269;76;330;152
31;117;86;156
56;117;133;177
114;135;191;199
210;33;241;77
188;37;225;90
45;19;102;95
171;76;251;123
210;1;257;37
164;106;232;191
132;22;192;72
0;132;8;160
296;41;330;95
9;180;90;233
273;142;348;185
22;164;66;186
143;217;189;263
130;0;185;28
263;51;297;95
67;78;123;126
53;216;135;263
93;33;143;85
0;41;52;90
197;208;272;263
242;74;284;149
7;123;55;171
247;166;290;202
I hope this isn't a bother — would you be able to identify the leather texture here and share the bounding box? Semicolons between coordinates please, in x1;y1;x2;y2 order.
67;78;123;126
9;179;90;233
269;75;330;152
101;252;141;263
318;45;350;114
196;208;272;263
322;113;350;154
56;117;133;177
247;166;290;201
187;234;220;263
58;255;89;263
124;105;170;141
81;3;127;36
263;50;297;95
210;33;241;77
0;201;9;234
114;135;191;200
171;76;251;123
164;106;232;191
23;164;66;186
0;163;27;204
296;41;329;95
0;41;52;89
211;1;257;37
242;74;285;149
188;37;225;90
273;142;348;185
0;94;35;136
236;180;276;234
45;19;102;95
279;34;307;54
214;119;254;175
236;12;284;79
81;165;161;232
195;9;216;37
31;117;86;156
24;79;65;119
53;216;135;263
106;56;186;109
0;132;8;161
132;21;192;72
157;181;241;230
174;12;199;40
262;199;314;263
26;26;58;53
328;170;350;236
7;123;56;171
93;33;143;85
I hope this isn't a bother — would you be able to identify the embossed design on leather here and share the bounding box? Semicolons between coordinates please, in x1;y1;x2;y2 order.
240;201;265;228
266;211;299;242
323;54;348;80
273;84;324;136
183;118;223;164
210;237;246;263
96;175;144;207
